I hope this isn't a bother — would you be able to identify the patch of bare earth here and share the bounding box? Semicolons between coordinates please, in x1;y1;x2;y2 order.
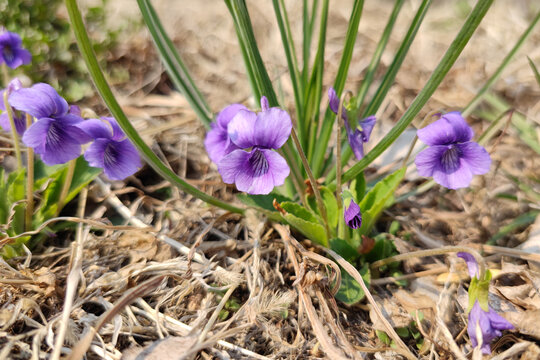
1;1;540;359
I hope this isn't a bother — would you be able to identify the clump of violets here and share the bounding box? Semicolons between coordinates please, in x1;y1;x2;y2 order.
328;87;376;160
206;96;291;195
415;112;491;189
0;78;26;135
457;252;514;355
78;117;142;180
0;30;31;69
9;83;91;165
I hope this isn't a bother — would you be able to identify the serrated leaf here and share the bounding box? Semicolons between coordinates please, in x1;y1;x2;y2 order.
307;186;338;228
237;192;292;212
281;201;319;223
335;263;370;305
359;167;405;235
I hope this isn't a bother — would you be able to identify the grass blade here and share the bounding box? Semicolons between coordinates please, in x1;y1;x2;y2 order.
224;0;278;106
362;0;431;117
66;0;244;214
326;0;405;183
309;0;364;175
462;9;540;116
303;0;329;156
528;56;540;87
137;0;213;128
341;0;494;184
273;0;304;143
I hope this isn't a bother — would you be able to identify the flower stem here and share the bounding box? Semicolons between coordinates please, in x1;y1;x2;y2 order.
3;91;22;169
25;114;34;232
370;246;486;279
57;159;77;216
336;91;352;239
290;127;331;238
1;64;9;87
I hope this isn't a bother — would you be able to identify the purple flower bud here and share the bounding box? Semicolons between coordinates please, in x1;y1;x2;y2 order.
0;78;26;135
0;31;31;69
328;87;376;160
468;300;514;354
217;98;291;195
344;199;362;229
10;83;91;165
415;112;491;189
77;117;141;180
457;252;480;279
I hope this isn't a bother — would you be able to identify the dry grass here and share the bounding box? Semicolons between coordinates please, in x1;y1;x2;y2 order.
1;0;540;359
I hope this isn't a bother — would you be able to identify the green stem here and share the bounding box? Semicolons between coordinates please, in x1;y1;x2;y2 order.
65;0;244;214
57;159;76;216
290;128;330;239
341;0;494;184
370;246;486;280
336;92;352;239
25;114;34;231
3;91;22;169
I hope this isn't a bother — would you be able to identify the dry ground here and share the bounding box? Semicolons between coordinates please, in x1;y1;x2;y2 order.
1;0;540;359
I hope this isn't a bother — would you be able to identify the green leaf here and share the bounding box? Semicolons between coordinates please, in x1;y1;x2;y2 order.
341;0;494;184
137;0;212;127
329;237;359;263
350;172;366;201
0;168;8;224
7;169;26;235
335;263;370;305
359;168;405;235
237;193;292;212
307;186;338;228
280;202;327;246
281;201;319;223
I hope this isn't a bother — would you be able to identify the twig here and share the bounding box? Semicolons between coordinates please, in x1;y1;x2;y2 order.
325;248;417;360
50;187;88;360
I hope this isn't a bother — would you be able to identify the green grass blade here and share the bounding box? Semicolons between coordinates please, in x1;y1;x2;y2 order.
363;0;431;118
355;0;404;110
66;0;244;214
528;56;540;87
462;9;540;116
308;0;364;174
303;0;329;156
273;0;304;143
325;0;404;183
137;0;213;128
341;0;494;184
302;0;319;90
224;0;278;106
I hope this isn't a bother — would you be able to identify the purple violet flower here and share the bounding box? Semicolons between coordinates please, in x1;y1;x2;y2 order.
9;83;91;165
0;78;26;135
205;103;248;164
415;112;491;189
0;31;31;69
217;97;291;195
457;252;480;279
78;117;141;180
468;300;514;354
344;199;362;229
328;87;376;160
